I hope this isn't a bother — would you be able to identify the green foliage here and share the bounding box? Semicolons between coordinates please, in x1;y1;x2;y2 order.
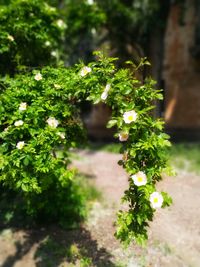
0;67;88;225
0;0;65;75
0;48;172;244
36;238;93;267
50;0;167;64
0;0;173;248
170;142;200;174
87;142;122;154
61;0;106;64
97;0;161;44
0;173;100;228
74;51;173;245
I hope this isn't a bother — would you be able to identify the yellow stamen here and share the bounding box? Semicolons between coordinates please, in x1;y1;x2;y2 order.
137;177;143;182
128;115;133;121
154;198;158;203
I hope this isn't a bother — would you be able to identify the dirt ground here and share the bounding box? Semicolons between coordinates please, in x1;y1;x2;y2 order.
0;150;200;267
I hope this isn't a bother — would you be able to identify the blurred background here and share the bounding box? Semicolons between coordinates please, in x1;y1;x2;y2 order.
49;0;200;142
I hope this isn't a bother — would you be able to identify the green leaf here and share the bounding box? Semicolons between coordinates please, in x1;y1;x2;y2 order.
23;157;29;166
107;119;117;128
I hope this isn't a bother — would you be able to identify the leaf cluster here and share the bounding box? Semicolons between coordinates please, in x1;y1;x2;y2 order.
75;51;173;245
0;48;173;244
0;66;87;222
0;0;64;75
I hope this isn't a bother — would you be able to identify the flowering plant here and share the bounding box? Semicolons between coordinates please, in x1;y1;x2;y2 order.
0;51;172;244
0;67;87;223
78;52;173;245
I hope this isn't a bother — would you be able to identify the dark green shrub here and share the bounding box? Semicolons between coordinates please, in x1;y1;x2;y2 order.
0;0;65;75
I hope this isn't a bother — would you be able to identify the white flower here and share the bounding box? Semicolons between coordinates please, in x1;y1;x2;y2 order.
19;102;27;111
87;0;94;5
80;66;92;77
16;141;25;150
150;192;163;209
91;28;96;35
34;73;42;81
131;171;147;186
8;35;14;42
4;126;10;132
45;41;51;47
119;132;129;142
101;83;111;100
57;132;65;139
51;51;57;57
56;19;66;29
101;91;108;100
14;120;24;127
123;110;137;124
105;83;111;92
47;117;59;128
54;84;61;89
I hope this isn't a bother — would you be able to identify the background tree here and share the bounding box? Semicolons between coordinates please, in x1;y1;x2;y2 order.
0;0;65;75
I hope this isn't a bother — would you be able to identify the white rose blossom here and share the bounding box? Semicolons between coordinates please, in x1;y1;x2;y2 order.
54;84;61;89
8;35;14;42
34;73;42;81
123;110;137;124
56;19;66;29
131;171;147;186
19;102;27;111
119;132;129;142
80;66;92;77
51;51;58;57
14;120;24;127
150;192;163;209
101;83;111;101
4;126;10;132
16;141;25;150
101;91;108;101
87;0;94;5
45;41;51;47
91;28;96;35
57;132;65;139
47;117;59;128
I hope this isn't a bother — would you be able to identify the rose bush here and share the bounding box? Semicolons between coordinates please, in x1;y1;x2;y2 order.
78;52;173;245
0;51;172;244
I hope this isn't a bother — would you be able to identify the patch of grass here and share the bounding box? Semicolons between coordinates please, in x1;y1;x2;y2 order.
79;141;200;175
87;142;122;154
82;179;102;203
170;143;200;174
0;228;13;240
82;141;200;176
36;239;93;267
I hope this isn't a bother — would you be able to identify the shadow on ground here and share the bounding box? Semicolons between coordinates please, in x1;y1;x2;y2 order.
0;182;116;267
0;226;117;267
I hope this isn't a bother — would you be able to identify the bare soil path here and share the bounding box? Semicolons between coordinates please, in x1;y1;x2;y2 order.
73;150;200;267
0;150;200;267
